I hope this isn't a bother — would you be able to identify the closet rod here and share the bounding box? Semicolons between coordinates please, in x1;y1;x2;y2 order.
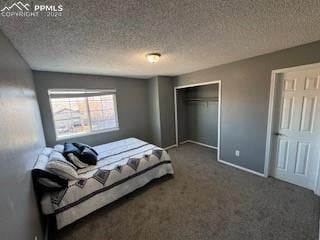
184;97;219;102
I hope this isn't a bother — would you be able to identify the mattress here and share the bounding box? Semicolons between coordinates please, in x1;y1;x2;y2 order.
40;138;174;229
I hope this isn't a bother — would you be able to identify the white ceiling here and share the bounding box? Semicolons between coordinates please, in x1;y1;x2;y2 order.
1;0;320;78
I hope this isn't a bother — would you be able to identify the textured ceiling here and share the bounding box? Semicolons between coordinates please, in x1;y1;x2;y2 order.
0;0;320;78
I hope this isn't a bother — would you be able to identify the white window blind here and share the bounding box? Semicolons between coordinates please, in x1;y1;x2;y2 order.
48;89;119;139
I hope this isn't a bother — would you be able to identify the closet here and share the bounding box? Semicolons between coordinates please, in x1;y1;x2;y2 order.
175;82;220;150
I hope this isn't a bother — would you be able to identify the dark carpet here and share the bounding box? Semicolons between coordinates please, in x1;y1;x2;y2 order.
51;143;319;240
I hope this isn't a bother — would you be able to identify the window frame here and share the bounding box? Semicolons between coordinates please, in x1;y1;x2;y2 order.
48;89;120;140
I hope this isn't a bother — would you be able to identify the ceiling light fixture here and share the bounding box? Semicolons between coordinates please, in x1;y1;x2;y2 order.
146;53;161;64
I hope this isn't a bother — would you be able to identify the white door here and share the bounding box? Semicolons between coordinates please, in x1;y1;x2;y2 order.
271;67;320;190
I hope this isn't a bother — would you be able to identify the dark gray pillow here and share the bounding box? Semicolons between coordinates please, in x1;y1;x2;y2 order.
79;147;98;165
73;142;98;155
63;142;81;158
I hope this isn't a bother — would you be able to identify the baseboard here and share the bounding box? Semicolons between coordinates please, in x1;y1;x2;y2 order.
218;159;265;177
164;144;177;150
179;140;218;150
180;140;264;178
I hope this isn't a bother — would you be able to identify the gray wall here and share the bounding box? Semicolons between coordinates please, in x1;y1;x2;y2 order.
148;76;175;148
34;71;151;147
175;40;320;173
148;77;162;146
0;31;45;240
158;76;176;148
177;85;218;146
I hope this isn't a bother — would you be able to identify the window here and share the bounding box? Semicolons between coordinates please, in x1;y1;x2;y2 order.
49;89;119;139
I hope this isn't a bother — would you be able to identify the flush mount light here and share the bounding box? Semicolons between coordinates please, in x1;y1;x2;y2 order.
146;53;161;64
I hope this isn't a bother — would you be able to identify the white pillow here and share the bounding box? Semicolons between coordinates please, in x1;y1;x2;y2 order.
46;151;78;180
53;144;64;153
41;147;53;156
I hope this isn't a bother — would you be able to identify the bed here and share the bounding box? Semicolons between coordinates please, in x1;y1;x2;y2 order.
39;138;174;229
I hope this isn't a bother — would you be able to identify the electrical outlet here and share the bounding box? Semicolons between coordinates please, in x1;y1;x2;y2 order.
235;150;240;157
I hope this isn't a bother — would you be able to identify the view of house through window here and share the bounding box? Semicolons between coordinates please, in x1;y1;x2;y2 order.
49;89;119;139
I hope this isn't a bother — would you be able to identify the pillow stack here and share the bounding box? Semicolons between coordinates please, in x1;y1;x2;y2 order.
32;143;98;193
32;151;68;192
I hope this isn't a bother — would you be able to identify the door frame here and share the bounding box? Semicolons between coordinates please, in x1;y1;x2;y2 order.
264;62;320;195
174;80;221;161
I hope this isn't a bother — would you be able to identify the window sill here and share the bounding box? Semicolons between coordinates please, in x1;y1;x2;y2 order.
56;127;120;141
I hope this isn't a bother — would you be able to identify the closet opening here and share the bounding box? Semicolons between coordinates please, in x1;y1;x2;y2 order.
174;81;221;160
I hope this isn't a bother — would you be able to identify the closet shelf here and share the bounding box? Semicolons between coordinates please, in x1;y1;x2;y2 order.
184;97;219;103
